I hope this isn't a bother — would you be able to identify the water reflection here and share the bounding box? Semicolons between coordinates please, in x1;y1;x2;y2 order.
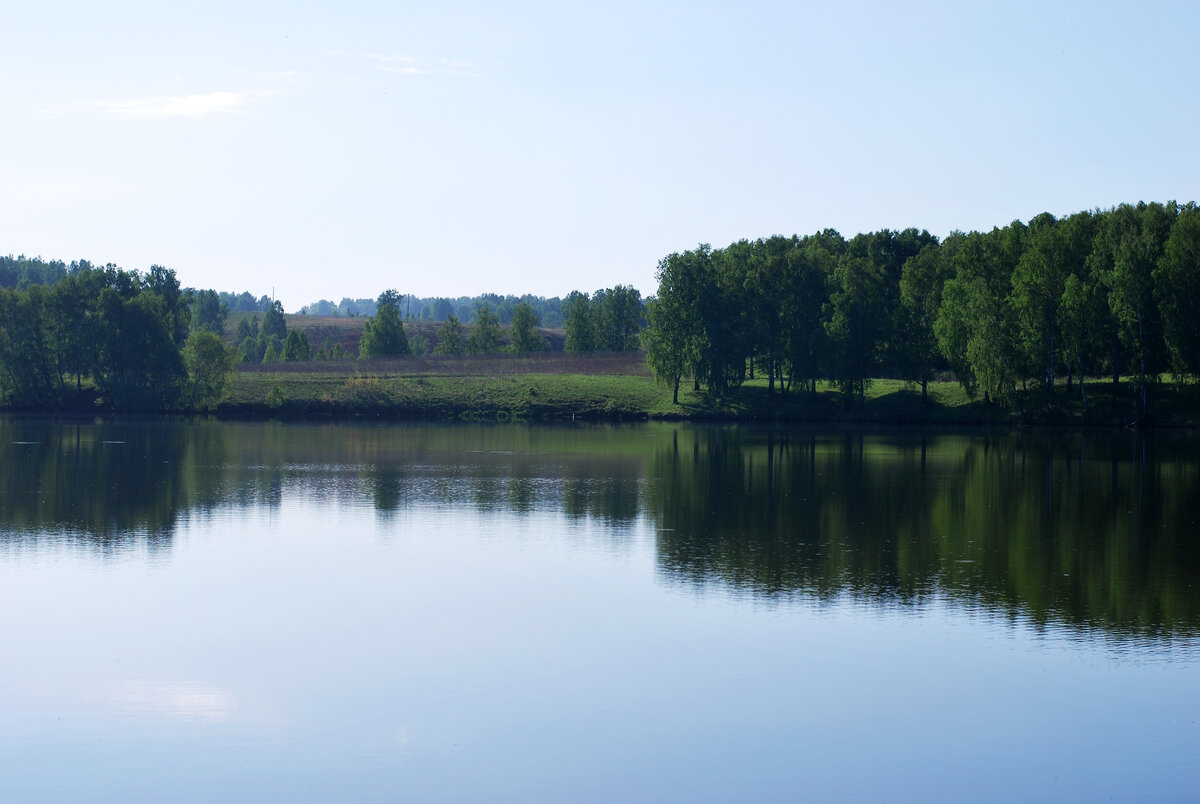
649;427;1200;639
2;416;1197;639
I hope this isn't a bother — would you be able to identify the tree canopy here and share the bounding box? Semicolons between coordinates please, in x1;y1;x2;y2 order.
641;202;1200;415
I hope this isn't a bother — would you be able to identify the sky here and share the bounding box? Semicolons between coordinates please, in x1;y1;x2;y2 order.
2;1;1198;311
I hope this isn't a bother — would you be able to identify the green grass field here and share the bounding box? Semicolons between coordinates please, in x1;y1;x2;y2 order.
220;355;1200;426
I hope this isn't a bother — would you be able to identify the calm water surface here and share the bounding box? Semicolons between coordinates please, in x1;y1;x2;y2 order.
1;417;1197;802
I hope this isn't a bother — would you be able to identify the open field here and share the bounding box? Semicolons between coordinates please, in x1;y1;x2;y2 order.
220;354;1200;427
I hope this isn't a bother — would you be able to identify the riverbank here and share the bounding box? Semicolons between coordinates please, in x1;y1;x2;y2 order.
216;367;1200;427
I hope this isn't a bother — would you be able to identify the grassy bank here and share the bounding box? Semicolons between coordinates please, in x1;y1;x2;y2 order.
218;356;1200;427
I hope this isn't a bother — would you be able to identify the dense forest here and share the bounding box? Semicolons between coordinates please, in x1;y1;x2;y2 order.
0;263;232;410
643;201;1200;414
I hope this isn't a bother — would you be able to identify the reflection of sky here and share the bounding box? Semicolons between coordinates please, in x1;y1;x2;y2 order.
1;492;1198;803
93;680;234;723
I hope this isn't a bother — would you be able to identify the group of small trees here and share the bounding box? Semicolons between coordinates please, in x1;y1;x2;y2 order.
235;300;309;363
562;285;645;352
643;201;1200;411
0;263;233;410
355;293;549;359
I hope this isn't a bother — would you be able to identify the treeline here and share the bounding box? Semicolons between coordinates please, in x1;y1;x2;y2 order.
0;264;233;410
644;201;1200;412
288;286;647;363
0;255;69;288
2;255;272;315
301;293;568;328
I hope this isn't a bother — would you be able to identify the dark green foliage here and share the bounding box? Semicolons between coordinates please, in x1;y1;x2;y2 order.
184;330;234;410
359;303;409;358
262;336;281;364
219;291;272;312
0;255;69;288
0;286;58;406
94;288;186;410
594;285;644;351
643;248;708;403
826;255;886;402
239;335;265;363
563;291;596;352
262;300;287;341
898;242;953;399
302;293;565;328
145;264;191;346
191;289;229;334
434;315;466;356
0;263;209;411
1155;204;1200;378
563;286;646;353
283;330;312;362
642;201;1194;416
466;304;503;355
508;303;548;353
236;315;260;343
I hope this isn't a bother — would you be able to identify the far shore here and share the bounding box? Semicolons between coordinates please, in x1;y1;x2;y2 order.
209;360;1200;429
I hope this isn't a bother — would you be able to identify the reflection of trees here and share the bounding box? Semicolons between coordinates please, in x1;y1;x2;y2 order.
0;416;229;553
649;427;1200;638
3;416;1196;639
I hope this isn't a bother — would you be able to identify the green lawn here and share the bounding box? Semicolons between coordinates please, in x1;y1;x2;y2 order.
221;366;1200;426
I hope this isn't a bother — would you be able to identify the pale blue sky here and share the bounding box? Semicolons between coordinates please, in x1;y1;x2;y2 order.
2;1;1197;310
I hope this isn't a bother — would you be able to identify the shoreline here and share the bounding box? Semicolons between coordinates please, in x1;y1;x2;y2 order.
4;371;1195;429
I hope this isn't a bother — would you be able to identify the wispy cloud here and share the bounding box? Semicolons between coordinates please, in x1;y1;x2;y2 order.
40;90;280;120
367;54;426;75
364;53;481;78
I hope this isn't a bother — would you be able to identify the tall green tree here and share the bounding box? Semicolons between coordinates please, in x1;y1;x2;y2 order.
1154;204;1200;378
825;255;886;402
563;291;596;352
191;289;229;334
434;315;465;355
283;330;312;361
145;265;191;346
936;227;1024;402
642;295;689;404
1011;213;1068;393
466;304;503;354
47;266;104;392
262;300;287;341
359;303;410;358
0;285;57;406
897;240;955;400
508;302;547;353
782;235;838;395
1092;202;1174;412
184;330;234;411
739;237;790;394
643;248;707;403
